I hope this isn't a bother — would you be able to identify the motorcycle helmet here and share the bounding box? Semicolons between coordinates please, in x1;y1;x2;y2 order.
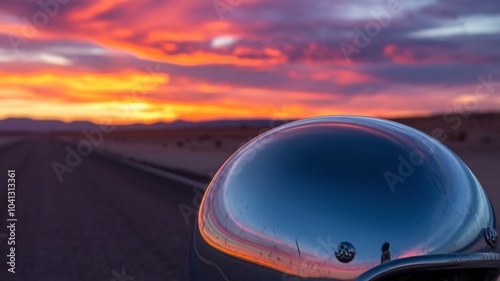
190;116;499;281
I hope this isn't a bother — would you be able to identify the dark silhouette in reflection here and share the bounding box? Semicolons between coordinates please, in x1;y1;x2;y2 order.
381;242;391;264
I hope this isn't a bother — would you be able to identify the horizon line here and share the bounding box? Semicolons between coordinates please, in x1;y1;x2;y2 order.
1;110;500;126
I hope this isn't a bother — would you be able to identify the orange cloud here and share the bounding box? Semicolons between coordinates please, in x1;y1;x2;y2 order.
384;44;418;64
288;68;375;86
0;71;168;102
68;0;129;21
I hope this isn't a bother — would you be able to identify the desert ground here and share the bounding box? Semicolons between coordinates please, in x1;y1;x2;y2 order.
95;113;500;228
0;113;499;280
3;113;499;205
57;113;500;183
52;113;500;216
58;126;268;181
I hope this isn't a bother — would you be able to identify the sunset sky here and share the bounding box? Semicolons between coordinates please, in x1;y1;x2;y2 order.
1;0;499;124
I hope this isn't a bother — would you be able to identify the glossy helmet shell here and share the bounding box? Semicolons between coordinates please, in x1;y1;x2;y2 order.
190;116;498;280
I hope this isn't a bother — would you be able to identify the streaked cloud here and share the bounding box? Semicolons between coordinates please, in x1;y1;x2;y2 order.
0;49;71;65
410;15;500;38
211;35;238;48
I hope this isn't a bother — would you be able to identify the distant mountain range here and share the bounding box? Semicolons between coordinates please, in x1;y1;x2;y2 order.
0;118;293;133
2;112;499;133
